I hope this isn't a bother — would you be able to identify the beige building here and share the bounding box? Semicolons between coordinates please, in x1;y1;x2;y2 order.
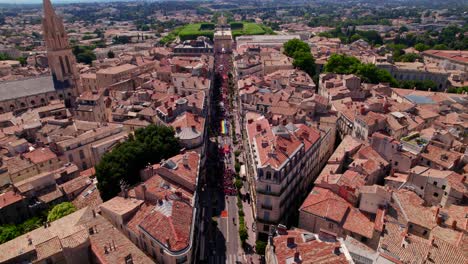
422;50;468;72
0;206;153;264
246;116;324;234
80;73;98;91
96;64;138;89
100;152;201;264
405;166;466;208
51;123;128;170
75;89;108;123
214;29;233;53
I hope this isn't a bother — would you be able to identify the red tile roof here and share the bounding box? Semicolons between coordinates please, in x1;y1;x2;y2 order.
272;228;350;264
23;147;57;164
0;190;24;209
300;187;350;223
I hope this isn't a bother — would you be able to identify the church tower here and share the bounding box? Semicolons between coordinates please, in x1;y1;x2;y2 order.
42;0;81;106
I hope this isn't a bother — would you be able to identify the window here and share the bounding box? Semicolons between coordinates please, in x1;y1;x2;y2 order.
59;56;66;75
79;149;85;159
263;224;270;232
266;185;271;193
82;162;88;170
176;256;188;264
68;154;74;162
420;186;424;190
263;211;270;221
394;161;399;166
423;230;428;236
328;223;333;229
441;185;446;190
444;192;447;196
433;181;437;186
266;171;271;180
433;192;439;197
65;56;72;73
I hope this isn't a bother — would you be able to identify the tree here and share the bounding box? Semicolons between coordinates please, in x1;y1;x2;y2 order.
256;240;267;255
433;44;448;50
17;56;27;66
107;50;115;58
47;202;77;222
20;216;43;233
0;53;12;60
414;43;430;52
96;125;180;201
324;54;398;86
292;51;316;77
283;39;316;77
283;39;310;57
399;53;421;62
113;35;131;44
0;225;20;244
323;54;360;74
73;45;97;65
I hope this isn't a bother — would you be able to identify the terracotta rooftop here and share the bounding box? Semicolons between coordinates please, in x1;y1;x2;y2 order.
392;189;437;229
0;190;25;209
23;148;57;164
420;145;462;169
272;228;351;264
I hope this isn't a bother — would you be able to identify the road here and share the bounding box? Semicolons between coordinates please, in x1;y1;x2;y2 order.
198;51;244;264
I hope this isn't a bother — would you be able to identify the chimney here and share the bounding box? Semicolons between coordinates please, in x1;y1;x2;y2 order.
287;237;295;248
166;237;171;249
183;154;189;167
256;124;262;132
294;251;301;262
452;220;457;230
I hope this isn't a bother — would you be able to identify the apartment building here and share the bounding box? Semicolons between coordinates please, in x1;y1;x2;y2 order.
100;151;201;264
246;116;323;234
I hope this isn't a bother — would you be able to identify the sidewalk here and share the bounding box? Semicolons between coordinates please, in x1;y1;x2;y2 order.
240;186;261;264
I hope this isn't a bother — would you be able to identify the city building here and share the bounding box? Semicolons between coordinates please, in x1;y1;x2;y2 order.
245;116;324;234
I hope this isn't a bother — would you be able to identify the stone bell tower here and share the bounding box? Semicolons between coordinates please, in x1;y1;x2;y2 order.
42;0;81;106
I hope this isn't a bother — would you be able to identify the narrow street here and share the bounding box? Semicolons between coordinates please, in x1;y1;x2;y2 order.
198;51;243;264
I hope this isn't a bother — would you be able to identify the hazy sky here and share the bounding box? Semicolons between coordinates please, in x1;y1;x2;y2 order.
0;0;125;3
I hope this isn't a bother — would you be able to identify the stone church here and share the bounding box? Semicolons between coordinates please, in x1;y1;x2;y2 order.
0;0;81;113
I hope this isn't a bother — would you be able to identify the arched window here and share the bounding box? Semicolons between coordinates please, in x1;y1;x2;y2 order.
49;96;55;100
59;94;63;99
65;56;72;73
10;105;14;111
59;56;66;75
40;98;45;104
0;107;3;113
67;92;72;97
20;102;25;108
30;100;35;105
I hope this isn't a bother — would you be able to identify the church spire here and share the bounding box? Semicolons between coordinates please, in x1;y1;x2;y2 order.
43;0;55;17
42;0;82;104
42;0;69;51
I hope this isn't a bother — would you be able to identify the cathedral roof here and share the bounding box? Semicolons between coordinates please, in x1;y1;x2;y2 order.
0;75;55;102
